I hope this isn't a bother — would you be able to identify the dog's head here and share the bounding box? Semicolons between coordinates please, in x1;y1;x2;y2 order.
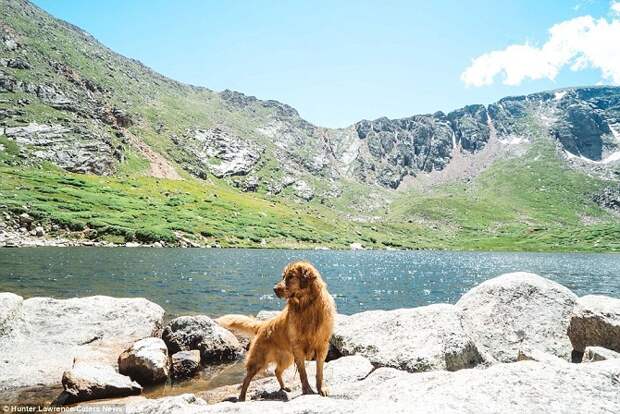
274;261;324;306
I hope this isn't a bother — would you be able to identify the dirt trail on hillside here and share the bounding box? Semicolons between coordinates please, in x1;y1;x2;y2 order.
126;133;183;180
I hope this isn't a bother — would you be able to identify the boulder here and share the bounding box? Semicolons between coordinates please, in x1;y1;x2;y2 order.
0;294;164;391
582;346;620;362
331;304;482;372
56;363;142;405
171;350;201;380
201;355;373;403
456;272;578;363
192;359;620;414
162;315;242;363
567;295;620;360
335;359;620;414
125;394;208;414
118;338;169;385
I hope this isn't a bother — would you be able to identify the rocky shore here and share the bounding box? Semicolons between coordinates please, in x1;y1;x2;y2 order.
1;272;619;413
0;212;187;248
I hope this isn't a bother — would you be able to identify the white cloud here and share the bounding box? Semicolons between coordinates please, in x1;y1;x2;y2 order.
461;4;620;87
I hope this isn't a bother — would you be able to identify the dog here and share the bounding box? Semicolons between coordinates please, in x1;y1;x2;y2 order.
216;261;335;401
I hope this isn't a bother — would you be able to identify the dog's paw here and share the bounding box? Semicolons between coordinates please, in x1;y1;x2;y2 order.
318;387;329;397
281;386;291;392
301;387;316;395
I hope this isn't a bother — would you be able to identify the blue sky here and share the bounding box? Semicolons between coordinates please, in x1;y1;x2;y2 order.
32;0;618;127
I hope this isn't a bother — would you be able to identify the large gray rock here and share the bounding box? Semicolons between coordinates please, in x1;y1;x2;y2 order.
567;295;620;356
58;363;142;405
331;304;482;372
201;355;373;403
171;350;201;380
185;359;620;414
118;337;169;385
0;294;165;391
456;272;578;363
162;315;243;363
125;393;208;414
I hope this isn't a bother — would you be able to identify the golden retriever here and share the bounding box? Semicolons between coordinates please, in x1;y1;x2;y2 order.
216;261;335;401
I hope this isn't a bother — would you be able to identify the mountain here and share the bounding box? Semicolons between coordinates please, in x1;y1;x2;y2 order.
1;0;620;251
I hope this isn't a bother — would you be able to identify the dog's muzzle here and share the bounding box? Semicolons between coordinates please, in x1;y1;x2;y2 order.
273;283;286;298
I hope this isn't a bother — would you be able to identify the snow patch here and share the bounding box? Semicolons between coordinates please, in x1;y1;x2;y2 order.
565;149;620;164
554;91;567;101
498;136;527;145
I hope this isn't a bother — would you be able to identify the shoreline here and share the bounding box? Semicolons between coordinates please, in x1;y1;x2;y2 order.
1;227;620;254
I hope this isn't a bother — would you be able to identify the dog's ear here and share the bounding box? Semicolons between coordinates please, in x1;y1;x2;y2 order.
299;265;317;289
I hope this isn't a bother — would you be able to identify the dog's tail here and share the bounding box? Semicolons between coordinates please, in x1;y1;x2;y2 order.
216;314;264;336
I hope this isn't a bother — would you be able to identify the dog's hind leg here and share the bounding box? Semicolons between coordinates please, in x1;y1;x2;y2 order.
239;362;260;402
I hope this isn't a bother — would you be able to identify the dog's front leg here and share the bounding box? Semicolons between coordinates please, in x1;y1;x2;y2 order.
315;347;329;396
293;350;315;395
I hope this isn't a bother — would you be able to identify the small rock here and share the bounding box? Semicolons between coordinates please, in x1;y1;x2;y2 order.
118;338;169;385
34;226;44;237
171;350;201;380
57;363;142;405
582;346;620;362
18;213;33;228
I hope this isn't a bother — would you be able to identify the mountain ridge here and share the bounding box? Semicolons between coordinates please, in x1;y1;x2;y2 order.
1;0;620;251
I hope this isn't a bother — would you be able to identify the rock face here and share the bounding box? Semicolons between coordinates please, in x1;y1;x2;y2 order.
2;122;120;175
162;315;243;363
0;294;165;391
567;294;620;356
171;350;201;380
331;304;482;372
456;272;578;363
58;363;142;405
178;127;261;178
118;338;170;385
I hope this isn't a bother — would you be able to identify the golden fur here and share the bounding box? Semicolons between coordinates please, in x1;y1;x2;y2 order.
216;261;336;401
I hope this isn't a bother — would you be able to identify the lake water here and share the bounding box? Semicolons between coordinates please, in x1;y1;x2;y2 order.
1;248;618;318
